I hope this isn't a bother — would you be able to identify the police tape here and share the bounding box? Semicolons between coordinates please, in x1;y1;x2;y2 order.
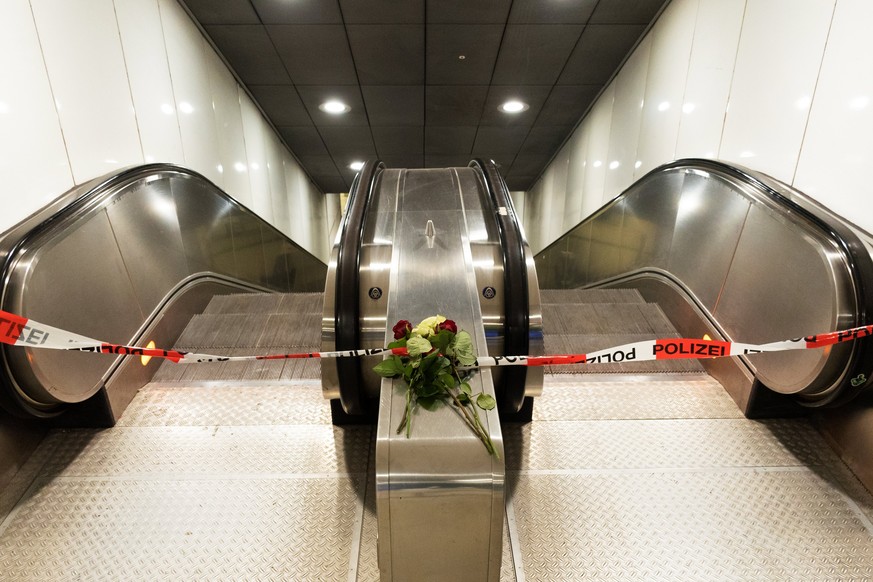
0;308;871;368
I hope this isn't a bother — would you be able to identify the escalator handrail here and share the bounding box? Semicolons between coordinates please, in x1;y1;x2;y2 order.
536;158;873;406
470;159;530;414
334;160;383;415
0;163;326;418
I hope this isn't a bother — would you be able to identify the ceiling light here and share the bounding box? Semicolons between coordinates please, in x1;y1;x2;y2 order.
349;161;364;171
499;100;528;113
319;100;350;114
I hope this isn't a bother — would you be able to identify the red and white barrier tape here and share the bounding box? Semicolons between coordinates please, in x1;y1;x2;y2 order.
0;309;870;368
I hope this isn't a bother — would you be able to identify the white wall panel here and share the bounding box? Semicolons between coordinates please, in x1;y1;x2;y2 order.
635;0;698;178
675;0;745;160
206;54;251;205
584;83;616;206
159;0;222;186
267;133;289;233
564;122;590;228
114;0;184;165
719;0;835;180
604;35;651;198
240;95;273;221
30;0;142;183
794;0;873;234
0;0;73;231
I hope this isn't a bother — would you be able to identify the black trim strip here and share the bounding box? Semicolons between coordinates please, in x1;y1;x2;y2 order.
335;161;382;415
471;159;530;414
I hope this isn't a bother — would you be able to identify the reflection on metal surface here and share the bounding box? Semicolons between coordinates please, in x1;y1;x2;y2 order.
0;165;326;418
535;159;871;407
376;168;504;581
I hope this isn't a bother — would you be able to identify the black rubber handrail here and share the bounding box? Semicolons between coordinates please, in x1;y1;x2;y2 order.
537;158;873;407
471;159;530;414
0;164;327;418
335;160;383;415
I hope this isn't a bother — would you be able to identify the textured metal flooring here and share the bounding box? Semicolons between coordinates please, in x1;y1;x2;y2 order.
2;374;873;581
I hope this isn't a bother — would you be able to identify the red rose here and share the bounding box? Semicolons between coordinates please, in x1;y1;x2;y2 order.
392;319;412;339
437;319;457;334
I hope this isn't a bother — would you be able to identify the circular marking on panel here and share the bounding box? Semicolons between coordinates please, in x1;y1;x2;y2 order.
482;286;496;300
368;287;383;300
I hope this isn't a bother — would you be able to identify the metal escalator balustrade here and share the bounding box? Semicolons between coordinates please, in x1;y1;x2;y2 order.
534;158;873;413
0;164;326;421
322;159;543;422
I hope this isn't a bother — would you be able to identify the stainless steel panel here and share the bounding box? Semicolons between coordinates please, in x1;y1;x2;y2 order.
619;172;682;271
667;171;750;309
715;204;851;393
0;165;326;415
230;210;268;285
106;178;189;314
260;225;291;290
172;177;237;277
376;169;504;581
8;210;143;404
587;203;625;282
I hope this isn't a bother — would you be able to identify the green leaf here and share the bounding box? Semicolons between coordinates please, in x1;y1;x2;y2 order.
476;393;496;410
372;356;403;378
387;338;407;349
460;382;472;396
430;329;454;354
452;331;477;366
407;336;432;358
417;396;444;411
457;392;471;404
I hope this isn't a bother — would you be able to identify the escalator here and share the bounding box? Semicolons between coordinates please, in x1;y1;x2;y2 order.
2;160;873;580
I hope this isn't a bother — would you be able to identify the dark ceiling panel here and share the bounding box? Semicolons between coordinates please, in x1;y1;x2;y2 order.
537;85;600;126
479;85;551;127
251;0;343;24
472;126;529;156
296;85;369;126
590;0;667;24
299;155;340;176
339;0;424;23
361;86;424;126
318;126;377;156
371;127;424;155
519;126;571;155
558;24;647;85
267;25;357;86
312;175;349;193
507;0;598;24
508;154;551;176
426;0;511;24
249;86;312;126
347;25;424;85
426;25;503;86
491;25;583;85
425;126;476;155
277;126;328;156
183;0;260;24
204;26;291;85
425;86;489;126
188;0;666;192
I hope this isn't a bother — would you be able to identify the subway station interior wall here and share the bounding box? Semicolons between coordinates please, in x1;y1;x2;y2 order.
0;0;331;263
524;0;873;254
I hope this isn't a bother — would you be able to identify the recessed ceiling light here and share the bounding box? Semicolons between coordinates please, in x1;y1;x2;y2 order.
499;100;528;113
349;161;364;171
319;100;350;114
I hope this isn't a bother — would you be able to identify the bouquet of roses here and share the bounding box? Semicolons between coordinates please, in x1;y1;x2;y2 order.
373;315;498;457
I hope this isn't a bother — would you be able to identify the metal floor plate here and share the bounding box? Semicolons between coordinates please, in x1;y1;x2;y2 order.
2;375;873;581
